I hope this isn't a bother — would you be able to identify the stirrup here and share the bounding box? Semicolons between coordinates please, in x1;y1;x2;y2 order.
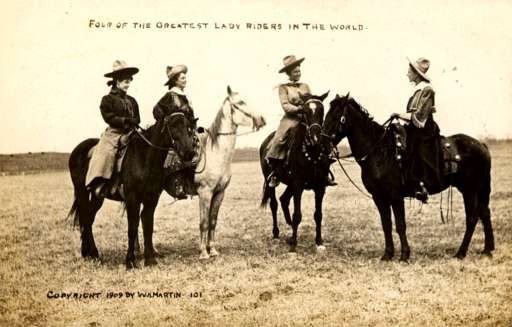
414;182;428;203
326;170;337;186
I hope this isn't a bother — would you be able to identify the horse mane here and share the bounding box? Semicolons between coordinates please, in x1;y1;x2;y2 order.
205;98;227;147
346;97;384;139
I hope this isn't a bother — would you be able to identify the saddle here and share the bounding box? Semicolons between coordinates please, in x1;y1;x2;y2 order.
87;142;128;200
390;123;460;176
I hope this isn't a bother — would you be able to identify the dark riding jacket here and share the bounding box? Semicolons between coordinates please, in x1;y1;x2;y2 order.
100;88;140;133
153;87;196;127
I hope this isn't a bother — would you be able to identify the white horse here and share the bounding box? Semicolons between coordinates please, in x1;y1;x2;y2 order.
194;86;265;260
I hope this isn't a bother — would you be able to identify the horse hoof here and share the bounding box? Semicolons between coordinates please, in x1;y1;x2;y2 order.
272;231;280;239
145;257;158;267
199;253;210;261
380;254;393;261
316;245;326;253
454;252;466;260
126;261;139;270
209;248;220;257
399;257;409;264
480;250;493;258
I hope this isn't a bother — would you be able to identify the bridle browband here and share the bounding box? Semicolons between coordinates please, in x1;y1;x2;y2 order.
215;96;259;136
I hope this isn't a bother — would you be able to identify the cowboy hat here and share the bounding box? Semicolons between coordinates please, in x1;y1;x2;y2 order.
164;65;188;86
407;57;431;82
104;60;139;78
278;55;305;74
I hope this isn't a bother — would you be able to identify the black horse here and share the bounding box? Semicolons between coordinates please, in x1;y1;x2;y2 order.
322;93;494;261
260;92;331;252
67;112;195;269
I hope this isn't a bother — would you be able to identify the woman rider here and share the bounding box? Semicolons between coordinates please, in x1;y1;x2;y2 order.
85;60;140;198
153;65;197;199
392;57;442;203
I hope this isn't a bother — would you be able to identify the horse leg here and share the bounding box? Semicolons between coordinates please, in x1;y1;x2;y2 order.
141;196;159;266
198;188;212;260
269;187;280;238
207;190;226;257
391;199;410;262
125;198;141;269
314;186;326;250
373;196;394;261
479;205;495;256
455;191;479;259
279;186;293;226
289;188;304;253
78;190;103;259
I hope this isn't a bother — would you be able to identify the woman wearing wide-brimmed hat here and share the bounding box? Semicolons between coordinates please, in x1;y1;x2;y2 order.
392;57;442;203
85;60;141;198
265;55;335;188
153;64;197;199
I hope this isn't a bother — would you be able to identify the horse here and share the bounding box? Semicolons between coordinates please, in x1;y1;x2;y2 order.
67;112;195;269
322;93;494;261
259;91;331;253
193;86;266;260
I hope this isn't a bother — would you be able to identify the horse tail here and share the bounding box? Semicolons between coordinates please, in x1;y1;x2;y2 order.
66;193;80;227
260;181;272;208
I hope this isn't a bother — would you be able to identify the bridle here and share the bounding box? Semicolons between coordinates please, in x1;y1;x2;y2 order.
134;112;190;151
301;98;324;142
216;97;260;136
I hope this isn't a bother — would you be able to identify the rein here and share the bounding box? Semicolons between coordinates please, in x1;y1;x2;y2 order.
133;112;188;152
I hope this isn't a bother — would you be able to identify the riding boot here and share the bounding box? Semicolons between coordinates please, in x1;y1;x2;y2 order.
267;158;283;188
90;179;109;199
414;181;429;203
163;174;187;200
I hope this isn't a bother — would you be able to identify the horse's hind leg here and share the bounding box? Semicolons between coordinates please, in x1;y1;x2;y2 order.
455;191;479;259
141;196;159;266
207;190;226;257
78;190;103;259
478;185;494;255
313;186;326;249
279;186;293;226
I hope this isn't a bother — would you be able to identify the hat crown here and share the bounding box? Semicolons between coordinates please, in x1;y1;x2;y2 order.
112;60;129;72
414;57;430;74
282;55;298;66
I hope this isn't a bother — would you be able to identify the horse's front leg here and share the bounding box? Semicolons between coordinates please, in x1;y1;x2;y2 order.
391;199;410;262
208;189;226;257
141;194;159;266
289;188;304;253
125;198;141;269
314;186;326;251
198;187;212;260
373;196;394;261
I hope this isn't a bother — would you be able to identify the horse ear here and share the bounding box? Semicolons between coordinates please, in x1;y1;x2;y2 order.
227;85;233;96
345;91;350;99
335;94;340;100
319;90;330;102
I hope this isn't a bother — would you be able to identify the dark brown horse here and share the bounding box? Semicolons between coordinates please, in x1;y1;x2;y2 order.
67;112;195;269
322;94;494;261
260;92;331;252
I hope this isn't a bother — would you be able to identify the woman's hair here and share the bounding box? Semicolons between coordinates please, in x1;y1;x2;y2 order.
167;72;184;89
107;75;133;87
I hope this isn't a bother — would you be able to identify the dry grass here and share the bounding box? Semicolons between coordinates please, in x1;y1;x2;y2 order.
0;143;511;327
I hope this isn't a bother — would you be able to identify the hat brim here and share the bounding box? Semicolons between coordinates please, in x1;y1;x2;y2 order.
279;57;305;73
407;59;431;82
164;66;188;86
104;67;139;78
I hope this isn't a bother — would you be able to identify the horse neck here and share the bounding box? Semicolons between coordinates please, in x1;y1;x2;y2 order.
129;125;167;175
345;106;386;161
207;100;237;159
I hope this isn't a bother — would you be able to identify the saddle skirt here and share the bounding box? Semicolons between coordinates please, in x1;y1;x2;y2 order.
390;123;460;175
87;143;128;200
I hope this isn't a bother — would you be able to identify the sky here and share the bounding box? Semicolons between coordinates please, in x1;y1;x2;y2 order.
1;0;511;153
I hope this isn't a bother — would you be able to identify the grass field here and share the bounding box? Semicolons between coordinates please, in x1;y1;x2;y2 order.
0;143;511;327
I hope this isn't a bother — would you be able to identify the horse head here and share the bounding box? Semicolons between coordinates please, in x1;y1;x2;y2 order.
300;91;329;146
226;86;266;131
158;112;196;161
